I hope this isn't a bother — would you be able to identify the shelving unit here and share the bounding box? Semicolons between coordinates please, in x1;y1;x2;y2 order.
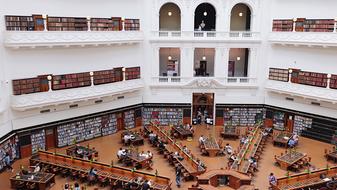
90;17;113;31
124;19;140;31
52;72;91;90
57;121;87;147
272;19;293;32
295;18;305;32
0;136;19;171
269;68;289;82
101;114;118;136
303;19;335;32
47;16;88;31
125;67;141;80
31;130;46;154
12;77;49;95
294;71;328;88
142;107;183;126
5;15;34;31
293;115;312;135
223;108;265;127
124;110;135;129
84;117;103;139
93;69;116;85
330;75;337;89
273;111;285;131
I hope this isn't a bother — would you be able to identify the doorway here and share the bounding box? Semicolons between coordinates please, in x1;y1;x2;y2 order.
192;93;214;125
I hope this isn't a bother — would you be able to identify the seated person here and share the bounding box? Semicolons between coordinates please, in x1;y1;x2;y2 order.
199;135;205;144
182;145;188;153
248;157;258;171
147;151;153;158
269;173;277;186
197;159;205;171
88;167;97;179
292;134;299;144
240;136;246;146
117;148;127;159
141;180;151;190
189;124;194;133
124;134;132;145
288;138;296;148
74;182;80;190
64;183;70;190
224;143;233;155
31;164;40;173
229;153;238;162
174;152;184;161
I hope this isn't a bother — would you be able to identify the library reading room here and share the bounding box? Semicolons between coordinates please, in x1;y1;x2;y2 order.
1;0;337;190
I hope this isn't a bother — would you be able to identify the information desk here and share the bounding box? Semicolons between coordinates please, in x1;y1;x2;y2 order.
326;151;337;163
221;127;239;139
10;172;55;190
30;151;171;190
66;145;98;159
121;131;144;146
145;124;205;176
273;132;293;148
197;169;251;189
202;138;220;157
172;126;193;139
126;152;152;169
274;166;337;190
231;126;263;174
275;151;306;170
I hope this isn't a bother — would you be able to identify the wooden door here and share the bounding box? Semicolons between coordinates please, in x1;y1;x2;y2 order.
116;113;124;131
45;128;56;149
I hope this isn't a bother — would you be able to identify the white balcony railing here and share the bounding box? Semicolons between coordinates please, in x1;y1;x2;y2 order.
150;77;258;89
269;32;337;47
4;31;144;48
11;79;144;111
266;80;337;103
150;31;261;42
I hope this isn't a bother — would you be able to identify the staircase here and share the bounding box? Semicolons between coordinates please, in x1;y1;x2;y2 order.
301;119;337;144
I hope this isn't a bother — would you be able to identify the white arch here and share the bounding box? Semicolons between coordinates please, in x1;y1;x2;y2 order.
190;0;219;16
157;0;184;14
228;0;256;15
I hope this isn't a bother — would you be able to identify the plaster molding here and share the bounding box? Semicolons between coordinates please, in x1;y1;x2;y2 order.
269;32;337;47
3;31;144;48
11;79;144;111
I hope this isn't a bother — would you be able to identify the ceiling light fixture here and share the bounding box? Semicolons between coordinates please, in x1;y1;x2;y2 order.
168;11;172;16
239;12;243;17
237;57;241;61
203;11;207;16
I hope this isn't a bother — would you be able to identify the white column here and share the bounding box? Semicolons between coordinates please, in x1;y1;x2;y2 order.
214;48;228;78
87;17;91;31
152;47;160;77
247;48;257;78
327;74;331;89
180;47;194;78
42;14;48;31
292;18;297;32
334;19;337;33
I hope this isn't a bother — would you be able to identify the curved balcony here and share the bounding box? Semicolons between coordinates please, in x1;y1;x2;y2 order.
150;77;258;89
269;32;337;47
3;31;144;49
149;31;261;43
11;79;144;111
265;80;337;103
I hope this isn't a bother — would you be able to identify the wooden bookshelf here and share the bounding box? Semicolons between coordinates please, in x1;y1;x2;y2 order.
330;74;337;89
142;107;183;126
272;19;293;32
273;111;285;131
293;115;312;135
93;69;116;85
31;130;46;154
52;72;91;90
124;19;140;31
5;15;44;31
0;136;19;171
303;19;335;32
90;17;113;31
125;67;140;80
269;68;289;82
47;16;88;31
223;107;265;127
292;70;328;88
295;18;305;32
12;76;49;95
124;110;135;129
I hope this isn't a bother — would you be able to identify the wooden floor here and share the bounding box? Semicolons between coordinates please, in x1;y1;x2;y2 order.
0;125;335;190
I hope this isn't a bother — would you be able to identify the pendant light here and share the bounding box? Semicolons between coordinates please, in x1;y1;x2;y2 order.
168;48;172;60
202;48;206;60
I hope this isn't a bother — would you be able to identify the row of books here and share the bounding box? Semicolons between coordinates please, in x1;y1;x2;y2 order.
12;67;140;95
273;18;336;32
330;75;337;89
31;130;46;154
124;110;135;129
0;136;19;171
293;115;312;135
224;108;265;126
273;111;285;131
142;107;183;125
47;17;87;23
269;68;289;82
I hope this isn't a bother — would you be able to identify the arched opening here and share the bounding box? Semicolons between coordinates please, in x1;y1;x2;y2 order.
228;48;249;77
194;3;216;31
159;3;181;31
230;3;251;31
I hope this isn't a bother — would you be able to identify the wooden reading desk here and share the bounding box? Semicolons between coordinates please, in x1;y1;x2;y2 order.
275;151;306;170
221;127;239;139
30;151;171;190
197;169;251;189
126;152;152;169
10;172;55;190
231;126;263;174
326;151;337;163
121;131;144;146
172;126;193;139
66;145;98;159
202;138;220;157
145;124;206;177
273;132;293;148
273;166;337;190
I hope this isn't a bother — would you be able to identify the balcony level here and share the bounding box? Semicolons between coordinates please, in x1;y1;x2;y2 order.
3;31;144;49
150;31;261;43
150;77;258;89
11;79;144;111
269;32;337;47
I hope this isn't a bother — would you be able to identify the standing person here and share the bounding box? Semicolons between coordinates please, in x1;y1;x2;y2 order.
269;173;277;188
4;152;13;172
74;182;80;190
175;165;182;188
